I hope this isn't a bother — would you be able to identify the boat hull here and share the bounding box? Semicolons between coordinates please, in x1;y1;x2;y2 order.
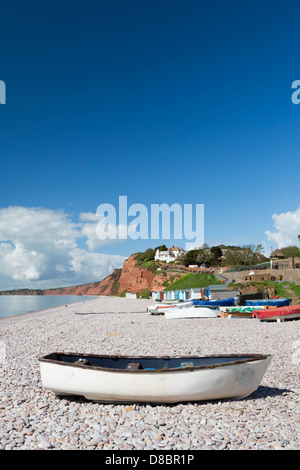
192;298;236;307
39;353;271;404
246;298;291;307
219;306;264;312
148;302;192;314
252;304;300;322
219;306;265;318
165;307;217;319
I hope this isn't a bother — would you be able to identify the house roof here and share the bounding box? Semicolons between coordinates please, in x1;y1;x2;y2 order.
209;285;229;291
270;249;284;258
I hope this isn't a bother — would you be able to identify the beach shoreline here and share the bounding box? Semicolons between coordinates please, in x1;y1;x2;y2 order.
0;295;101;320
0;296;299;450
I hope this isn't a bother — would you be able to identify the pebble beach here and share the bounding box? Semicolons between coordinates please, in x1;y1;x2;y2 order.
0;296;299;450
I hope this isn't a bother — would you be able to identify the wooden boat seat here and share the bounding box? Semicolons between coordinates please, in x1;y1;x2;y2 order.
126;362;142;370
180;362;194;368
75;358;90;365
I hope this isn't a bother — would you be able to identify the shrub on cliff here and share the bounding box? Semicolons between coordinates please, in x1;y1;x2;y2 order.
137;288;151;299
134;248;155;262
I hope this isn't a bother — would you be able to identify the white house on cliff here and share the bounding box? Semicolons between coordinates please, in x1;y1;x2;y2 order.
155;246;186;263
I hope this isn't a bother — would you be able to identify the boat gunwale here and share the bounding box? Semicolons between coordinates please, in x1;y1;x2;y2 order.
39;352;271;373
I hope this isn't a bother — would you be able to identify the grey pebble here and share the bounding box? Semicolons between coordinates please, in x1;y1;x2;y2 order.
1;296;299;450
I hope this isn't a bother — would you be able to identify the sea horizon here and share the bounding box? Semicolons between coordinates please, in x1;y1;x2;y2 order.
0;295;98;319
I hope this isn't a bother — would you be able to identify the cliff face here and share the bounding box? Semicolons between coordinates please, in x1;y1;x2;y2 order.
0;269;122;297
44;268;122;296
117;255;180;294
0;255;182;297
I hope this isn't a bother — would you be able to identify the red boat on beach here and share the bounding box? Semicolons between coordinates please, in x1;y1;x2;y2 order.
252;304;300;322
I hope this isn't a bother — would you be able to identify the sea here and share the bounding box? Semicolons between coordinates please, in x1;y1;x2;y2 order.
0;295;98;319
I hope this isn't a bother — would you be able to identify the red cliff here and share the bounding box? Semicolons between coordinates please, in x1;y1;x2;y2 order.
0;255;182;297
117;255;180;294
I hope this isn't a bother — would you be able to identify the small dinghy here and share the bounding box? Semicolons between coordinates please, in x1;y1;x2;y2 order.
165;306;217;319
192;297;236;307
219;306;264;318
39;352;271;403
148;302;192;315
252;304;300;322
246;298;291;307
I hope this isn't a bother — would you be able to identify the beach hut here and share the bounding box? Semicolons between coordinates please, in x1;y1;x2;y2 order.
189;288;202;300
151;291;160;300
208;285;240;301
125;293;137;299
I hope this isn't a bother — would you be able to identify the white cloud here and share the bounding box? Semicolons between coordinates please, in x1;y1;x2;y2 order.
69;248;125;281
265;207;300;249
79;211;131;251
0;206;126;290
79;212;99;223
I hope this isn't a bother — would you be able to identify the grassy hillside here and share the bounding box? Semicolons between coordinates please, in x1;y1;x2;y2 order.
228;280;291;298
164;273;222;291
282;282;300;302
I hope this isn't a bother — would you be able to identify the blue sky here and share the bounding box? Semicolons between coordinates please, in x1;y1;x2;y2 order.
0;0;300;288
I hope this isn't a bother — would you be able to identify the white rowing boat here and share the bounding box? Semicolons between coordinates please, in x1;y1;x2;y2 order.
39;352;271;403
165;306;217;319
148;302;192;315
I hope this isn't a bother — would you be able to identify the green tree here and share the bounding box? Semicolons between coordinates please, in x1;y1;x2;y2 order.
154;244;168;252
135;248;155;262
280;246;300;258
195;244;210;265
209;246;223;265
183;249;200;266
224;245;266;266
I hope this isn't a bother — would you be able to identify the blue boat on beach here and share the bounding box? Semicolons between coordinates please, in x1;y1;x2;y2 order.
192;297;236;307
245;298;291;307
